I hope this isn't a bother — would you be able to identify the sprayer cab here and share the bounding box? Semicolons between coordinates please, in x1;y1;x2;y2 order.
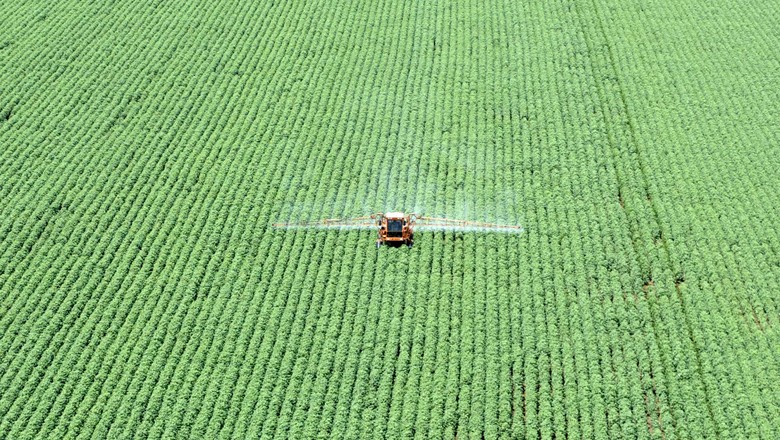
373;212;416;248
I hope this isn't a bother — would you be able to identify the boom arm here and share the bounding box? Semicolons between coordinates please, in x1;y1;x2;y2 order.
414;216;523;233
272;214;382;230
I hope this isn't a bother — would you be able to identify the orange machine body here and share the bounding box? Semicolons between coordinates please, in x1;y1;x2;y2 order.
375;212;415;247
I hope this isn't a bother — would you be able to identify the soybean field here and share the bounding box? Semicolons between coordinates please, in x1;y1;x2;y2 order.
0;0;778;438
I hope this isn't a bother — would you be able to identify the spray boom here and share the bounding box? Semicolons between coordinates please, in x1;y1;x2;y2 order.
273;212;522;247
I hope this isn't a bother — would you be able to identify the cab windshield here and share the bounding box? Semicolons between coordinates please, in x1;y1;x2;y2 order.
387;220;403;237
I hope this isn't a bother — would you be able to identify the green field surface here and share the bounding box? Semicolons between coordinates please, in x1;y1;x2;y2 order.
1;0;778;438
